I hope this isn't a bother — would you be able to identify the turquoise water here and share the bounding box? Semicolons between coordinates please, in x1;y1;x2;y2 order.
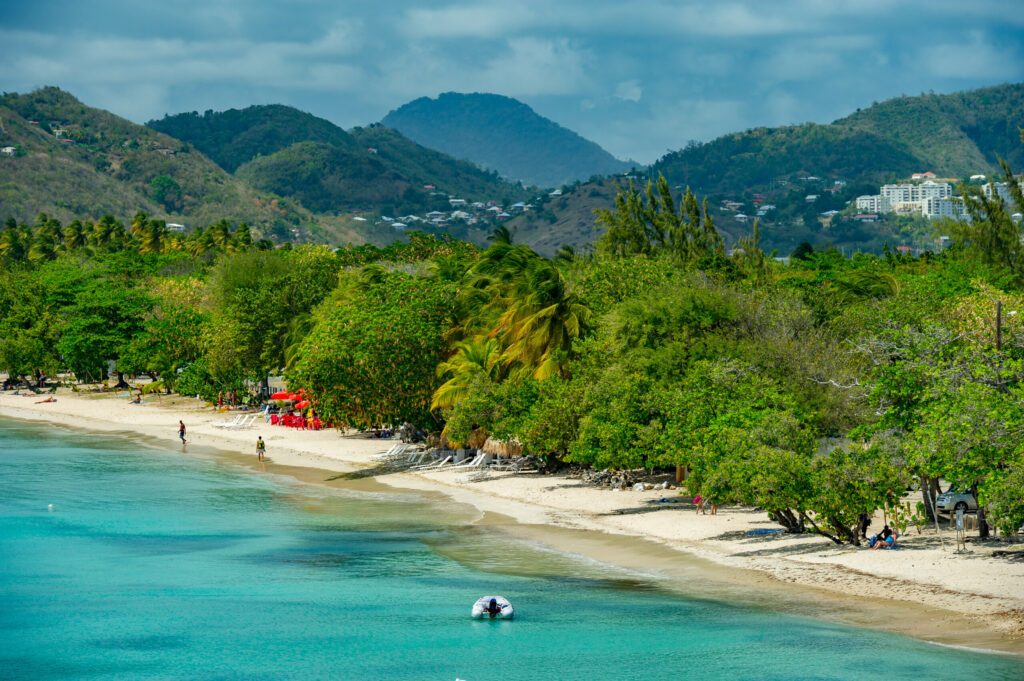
1;420;1021;680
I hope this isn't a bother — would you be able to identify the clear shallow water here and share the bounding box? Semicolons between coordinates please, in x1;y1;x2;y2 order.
1;420;1021;681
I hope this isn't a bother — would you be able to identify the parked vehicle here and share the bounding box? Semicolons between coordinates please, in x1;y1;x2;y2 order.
935;486;979;514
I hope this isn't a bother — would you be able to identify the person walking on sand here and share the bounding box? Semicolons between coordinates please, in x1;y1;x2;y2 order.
256;436;266;461
178;420;187;445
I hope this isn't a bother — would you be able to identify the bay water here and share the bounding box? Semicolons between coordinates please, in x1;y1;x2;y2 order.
1;419;1021;680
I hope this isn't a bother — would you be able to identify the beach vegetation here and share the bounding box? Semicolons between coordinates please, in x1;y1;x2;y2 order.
3;161;1024;543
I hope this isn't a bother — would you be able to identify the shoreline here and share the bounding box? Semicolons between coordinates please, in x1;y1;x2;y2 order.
2;389;1023;653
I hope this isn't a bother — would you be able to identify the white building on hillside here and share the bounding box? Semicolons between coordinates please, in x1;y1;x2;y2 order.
880;180;952;206
921;196;966;220
983;180;1023;204
856;195;891;213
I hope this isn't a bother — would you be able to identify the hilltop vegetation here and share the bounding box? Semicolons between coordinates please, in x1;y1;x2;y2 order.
0;88;322;240
382;92;632;187
654;82;1024;194
514;83;1024;256
148;105;354;172
237;126;529;215
147;104;529;217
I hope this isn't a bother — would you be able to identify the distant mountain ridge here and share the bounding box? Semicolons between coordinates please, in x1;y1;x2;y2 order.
147;104;528;216
382;92;632;187
652;82;1024;195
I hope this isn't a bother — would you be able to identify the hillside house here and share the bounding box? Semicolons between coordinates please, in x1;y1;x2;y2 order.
549;189;563;196
1;146;15;156
450;210;471;220
853;214;879;222
805;195;818;203
911;172;936;180
449;198;467;207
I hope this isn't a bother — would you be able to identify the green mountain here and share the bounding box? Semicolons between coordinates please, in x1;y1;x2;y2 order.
0;87;330;241
510;83;1024;256
382;92;632;187
148;105;354;172
653;82;1024;194
147;104;528;215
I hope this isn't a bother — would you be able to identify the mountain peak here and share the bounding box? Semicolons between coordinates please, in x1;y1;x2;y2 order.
382;92;630;187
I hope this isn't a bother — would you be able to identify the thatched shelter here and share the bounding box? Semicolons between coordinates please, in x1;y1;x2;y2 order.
481;437;523;457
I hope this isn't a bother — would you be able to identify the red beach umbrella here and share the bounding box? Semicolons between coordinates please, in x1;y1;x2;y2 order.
270;391;292;400
294;400;310;410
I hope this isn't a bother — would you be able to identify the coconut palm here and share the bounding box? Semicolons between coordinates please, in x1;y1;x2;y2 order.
138;220;167;255
0;225;29;263
431;336;502;410
494;259;590;379
64;220;86;251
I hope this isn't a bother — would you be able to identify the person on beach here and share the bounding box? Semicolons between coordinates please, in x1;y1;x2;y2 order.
256;436;266;461
178;420;187;445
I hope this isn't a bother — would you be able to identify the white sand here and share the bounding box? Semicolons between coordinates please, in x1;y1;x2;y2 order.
3;389;1023;651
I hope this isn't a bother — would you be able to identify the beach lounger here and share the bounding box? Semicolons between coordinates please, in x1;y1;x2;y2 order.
228;414;259;430
213;415;244;429
414;455;452;470
453;451;491;469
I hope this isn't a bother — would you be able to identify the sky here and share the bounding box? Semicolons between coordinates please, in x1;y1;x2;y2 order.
2;1;1023;164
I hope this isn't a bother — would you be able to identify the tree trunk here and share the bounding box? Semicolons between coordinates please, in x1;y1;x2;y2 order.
972;483;990;539
771;509;805;534
919;475;939;521
114;371;130;389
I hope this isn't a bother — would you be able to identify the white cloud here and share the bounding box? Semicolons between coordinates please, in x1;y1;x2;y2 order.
916;31;1024;80
614;80;642;102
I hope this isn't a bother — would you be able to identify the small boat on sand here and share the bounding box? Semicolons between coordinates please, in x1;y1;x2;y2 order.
471;595;514;619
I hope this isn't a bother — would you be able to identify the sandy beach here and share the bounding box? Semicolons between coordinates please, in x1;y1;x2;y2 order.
3;389;1023;652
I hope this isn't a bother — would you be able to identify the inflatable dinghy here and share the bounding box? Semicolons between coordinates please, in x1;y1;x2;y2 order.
471;595;514;619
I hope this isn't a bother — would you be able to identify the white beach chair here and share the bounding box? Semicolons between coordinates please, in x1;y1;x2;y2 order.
223;414;258;430
414;455;452;470
452;450;487;469
213;414;243;429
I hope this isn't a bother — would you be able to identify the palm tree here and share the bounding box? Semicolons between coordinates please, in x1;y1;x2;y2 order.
431;337;503;410
494;259;590;379
130;212;149;238
488;225;513;245
0;226;29;263
64;220;86;251
138;220;167;255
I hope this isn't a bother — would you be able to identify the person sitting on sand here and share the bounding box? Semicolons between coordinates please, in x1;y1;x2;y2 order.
256;436;266;461
869;524;896;549
130;393;142;404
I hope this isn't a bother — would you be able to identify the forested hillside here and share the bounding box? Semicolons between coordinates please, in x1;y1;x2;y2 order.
654;82;1024;194
382;92;632;187
148;105;530;216
148;105;355;172
0;88;323;240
